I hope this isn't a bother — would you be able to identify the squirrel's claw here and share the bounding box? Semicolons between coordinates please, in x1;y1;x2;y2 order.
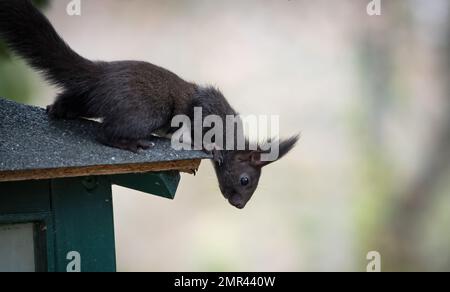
212;148;224;166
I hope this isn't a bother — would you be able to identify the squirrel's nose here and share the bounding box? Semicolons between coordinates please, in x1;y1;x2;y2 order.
229;194;245;209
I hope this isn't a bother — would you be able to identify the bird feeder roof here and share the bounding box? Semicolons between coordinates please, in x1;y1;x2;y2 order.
0;97;209;182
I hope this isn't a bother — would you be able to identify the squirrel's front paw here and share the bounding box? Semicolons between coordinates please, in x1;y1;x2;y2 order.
205;147;224;166
212;149;224;166
103;139;155;153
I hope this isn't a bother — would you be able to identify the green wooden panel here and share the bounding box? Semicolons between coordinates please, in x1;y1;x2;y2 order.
0;180;51;214
51;176;116;272
110;171;180;199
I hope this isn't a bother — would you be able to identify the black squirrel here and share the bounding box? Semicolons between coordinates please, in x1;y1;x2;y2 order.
0;0;299;209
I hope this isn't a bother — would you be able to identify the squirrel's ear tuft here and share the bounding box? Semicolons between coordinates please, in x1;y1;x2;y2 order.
277;134;300;161
247;134;300;168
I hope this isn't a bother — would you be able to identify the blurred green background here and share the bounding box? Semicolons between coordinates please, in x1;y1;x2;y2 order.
1;0;449;271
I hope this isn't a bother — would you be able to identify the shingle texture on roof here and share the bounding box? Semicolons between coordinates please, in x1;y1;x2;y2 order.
0;97;209;172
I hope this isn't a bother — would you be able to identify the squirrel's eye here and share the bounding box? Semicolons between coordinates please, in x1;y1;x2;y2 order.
240;176;250;186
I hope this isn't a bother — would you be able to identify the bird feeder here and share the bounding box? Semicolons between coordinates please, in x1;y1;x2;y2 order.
0;98;208;272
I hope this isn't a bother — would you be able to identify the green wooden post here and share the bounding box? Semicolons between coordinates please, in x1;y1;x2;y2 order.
0;177;116;272
51;176;116;272
0;171;182;272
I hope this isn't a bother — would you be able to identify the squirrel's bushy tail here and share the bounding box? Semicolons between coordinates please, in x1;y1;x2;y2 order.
0;0;96;87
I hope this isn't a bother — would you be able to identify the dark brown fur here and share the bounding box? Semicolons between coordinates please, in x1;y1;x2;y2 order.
0;0;299;208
